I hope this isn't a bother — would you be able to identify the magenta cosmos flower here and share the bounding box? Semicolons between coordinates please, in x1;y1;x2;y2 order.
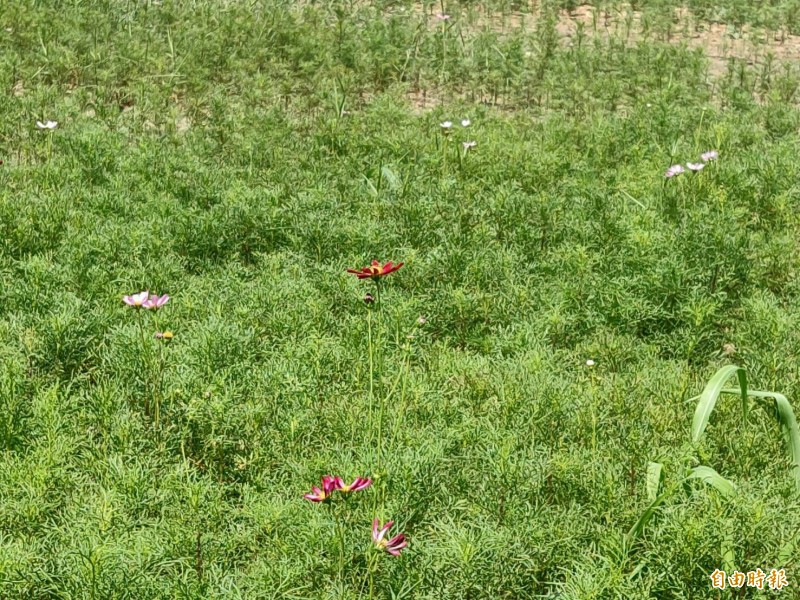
372;519;407;556
123;291;150;308
143;293;170;310
334;477;372;493
304;476;339;502
664;164;685;178
701;150;718;162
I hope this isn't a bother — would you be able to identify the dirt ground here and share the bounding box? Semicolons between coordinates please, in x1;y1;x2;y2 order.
403;2;800;109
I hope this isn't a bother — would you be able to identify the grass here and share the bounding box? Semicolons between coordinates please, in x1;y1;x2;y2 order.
2;0;800;597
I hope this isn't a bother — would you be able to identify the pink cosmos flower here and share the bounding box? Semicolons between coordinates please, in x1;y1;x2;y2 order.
462;141;477;150
372;519;407;556
436;13;451;20
143;294;170;310
335;477;372;493
686;162;705;172
304;476;339;502
664;164;684;178
701;150;718;162
123;291;150;308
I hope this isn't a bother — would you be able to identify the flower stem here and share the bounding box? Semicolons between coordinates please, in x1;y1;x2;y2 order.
155;326;164;440
589;369;597;487
367;306;374;429
136;311;150;416
334;507;345;583
374;280;385;472
367;552;377;600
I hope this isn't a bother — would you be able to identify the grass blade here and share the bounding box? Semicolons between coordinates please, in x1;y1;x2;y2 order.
691;365;746;443
687;465;735;497
737;368;748;423
625;487;673;547
718;388;800;493
646;461;663;502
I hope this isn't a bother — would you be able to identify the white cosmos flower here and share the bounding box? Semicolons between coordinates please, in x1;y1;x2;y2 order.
461;119;471;127
440;121;452;129
36;120;58;130
586;359;596;367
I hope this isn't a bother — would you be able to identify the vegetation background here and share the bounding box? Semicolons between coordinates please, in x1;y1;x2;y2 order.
1;0;800;597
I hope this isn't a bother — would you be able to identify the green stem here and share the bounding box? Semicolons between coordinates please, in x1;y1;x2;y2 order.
375;280;385;472
590;370;597;487
155;332;164;439
136;310;150;416
334;507;345;583
368;552;377;600
152;312;165;442
367;307;374;430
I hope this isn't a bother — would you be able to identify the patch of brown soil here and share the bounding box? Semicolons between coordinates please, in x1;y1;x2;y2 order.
409;2;800;80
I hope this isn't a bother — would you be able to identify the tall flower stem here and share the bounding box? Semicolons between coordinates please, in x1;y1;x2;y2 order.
333;505;345;583
367;306;374;424
136;310;151;416
374;279;386;473
589;367;598;487
365;551;379;600
153;314;164;440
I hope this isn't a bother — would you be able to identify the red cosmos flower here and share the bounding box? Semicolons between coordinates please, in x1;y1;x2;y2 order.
372;519;407;556
334;477;372;493
304;475;339;502
347;260;403;280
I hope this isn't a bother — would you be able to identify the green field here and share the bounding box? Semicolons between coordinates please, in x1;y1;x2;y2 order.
2;1;800;597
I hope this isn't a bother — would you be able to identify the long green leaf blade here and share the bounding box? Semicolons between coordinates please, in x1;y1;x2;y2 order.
625;490;671;547
646;462;663;502
718;388;800;493
691;365;743;444
687;465;735;497
737;368;748;422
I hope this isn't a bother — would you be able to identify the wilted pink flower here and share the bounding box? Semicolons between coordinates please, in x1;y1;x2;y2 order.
664;164;684;178
686;162;705;172
335;477;372;493
304;476;339;502
123;291;150;308
701;150;718;162
372;519;407;556
462;141;477;150
143;294;170;310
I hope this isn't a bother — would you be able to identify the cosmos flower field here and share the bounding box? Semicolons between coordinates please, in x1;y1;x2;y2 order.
2;1;800;598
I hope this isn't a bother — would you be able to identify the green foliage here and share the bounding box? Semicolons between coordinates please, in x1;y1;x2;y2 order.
1;0;800;598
